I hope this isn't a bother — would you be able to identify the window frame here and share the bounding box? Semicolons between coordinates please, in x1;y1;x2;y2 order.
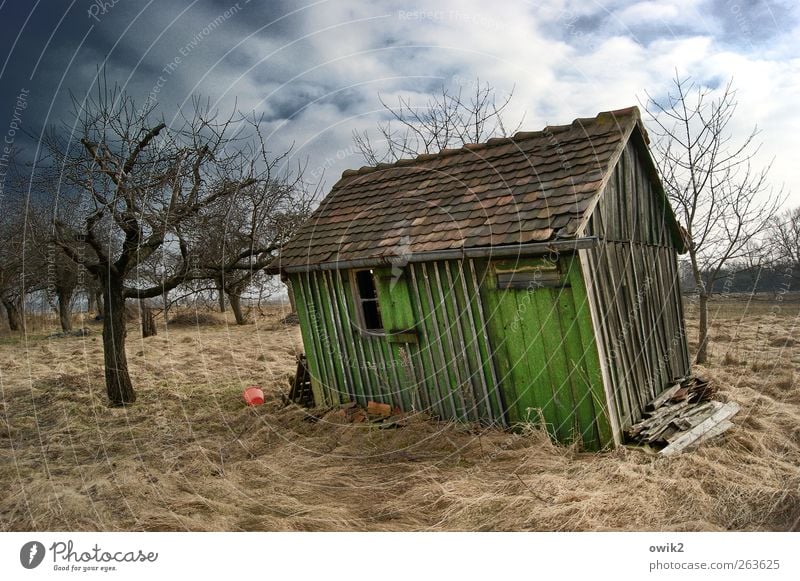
350;268;385;335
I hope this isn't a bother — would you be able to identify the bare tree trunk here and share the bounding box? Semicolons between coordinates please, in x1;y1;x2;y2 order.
102;279;136;405
140;299;157;338
87;290;96;315
95;290;104;317
215;278;226;312
162;289;170;320
227;291;247;325
285;278;297;314
57;287;74;332
696;292;709;364
2;297;25;332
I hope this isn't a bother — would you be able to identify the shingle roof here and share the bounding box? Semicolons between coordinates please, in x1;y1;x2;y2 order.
277;106;645;268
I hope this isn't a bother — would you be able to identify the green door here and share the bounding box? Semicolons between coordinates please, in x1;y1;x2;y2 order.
481;255;612;449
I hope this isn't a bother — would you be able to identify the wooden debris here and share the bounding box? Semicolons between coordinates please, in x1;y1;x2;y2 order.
626;375;737;454
695;419;734;446
646;384;681;411
367;401;392;417
287;354;313;407
682;376;716;403
660;403;740;456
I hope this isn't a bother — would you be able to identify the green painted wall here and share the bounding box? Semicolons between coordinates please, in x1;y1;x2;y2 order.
289;254;614;450
478;254;612;449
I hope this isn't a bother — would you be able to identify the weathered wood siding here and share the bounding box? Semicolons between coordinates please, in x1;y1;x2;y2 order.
291;254;614;450
480;254;613;449
291;260;506;425
583;136;691;429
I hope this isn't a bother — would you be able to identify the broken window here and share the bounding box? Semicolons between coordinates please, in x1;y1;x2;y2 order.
354;269;384;332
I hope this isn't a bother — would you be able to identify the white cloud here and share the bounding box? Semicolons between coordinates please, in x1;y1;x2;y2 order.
615;0;706;26
26;0;799;205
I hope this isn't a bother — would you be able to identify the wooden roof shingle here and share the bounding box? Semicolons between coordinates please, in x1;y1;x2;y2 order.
277;106;648;268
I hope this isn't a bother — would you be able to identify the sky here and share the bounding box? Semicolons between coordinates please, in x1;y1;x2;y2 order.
0;0;798;208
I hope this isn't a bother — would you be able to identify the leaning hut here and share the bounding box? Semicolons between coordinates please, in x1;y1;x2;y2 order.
274;106;691;450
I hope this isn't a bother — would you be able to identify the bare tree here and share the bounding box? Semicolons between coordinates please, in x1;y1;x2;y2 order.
0;204;28;332
25;189;88;332
0;160;31;332
354;79;523;165
770;207;800;268
139;298;157;338
768;206;800;290
644;73;783;363
189;150;313;325
43;82;302;405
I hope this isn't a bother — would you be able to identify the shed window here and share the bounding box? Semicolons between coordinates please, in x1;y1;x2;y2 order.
354;269;384;331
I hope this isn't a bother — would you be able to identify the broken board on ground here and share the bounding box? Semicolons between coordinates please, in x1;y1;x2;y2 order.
627;376;740;455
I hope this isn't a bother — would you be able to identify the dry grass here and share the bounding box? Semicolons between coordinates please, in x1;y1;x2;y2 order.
1;299;799;531
167;310;224;327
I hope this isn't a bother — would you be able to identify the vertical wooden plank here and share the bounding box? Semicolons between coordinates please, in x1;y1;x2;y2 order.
557;254;609;449
648;245;674;389
335;268;372;404
410;263;453;419
427;262;468;420
438;262;476;420
373;268;422;411
379;337;405;409
476;260;519;424
336;269;376;402
324;270;360;403
531;280;577;443
625;243;656;403
450;260;494;422
469;259;507;424
670;249;692;374
362;335;389;404
400;269;432;412
363;267;408;409
553;285;599;447
614;248;642;416
312;271;346;404
597;242;636;426
660;246;686;378
303;271;332;406
396;344;422;412
294;273;329;407
576;248;621;446
637;245;668;395
662;247;681;380
310;271;345;405
500;281;550;427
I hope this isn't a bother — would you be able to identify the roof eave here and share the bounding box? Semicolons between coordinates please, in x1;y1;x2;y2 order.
279;237;599;273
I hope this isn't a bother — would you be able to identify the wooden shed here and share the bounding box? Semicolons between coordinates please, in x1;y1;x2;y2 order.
275;106;691;450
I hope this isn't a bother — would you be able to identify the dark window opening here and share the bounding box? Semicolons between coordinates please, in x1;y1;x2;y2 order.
355;269;384;331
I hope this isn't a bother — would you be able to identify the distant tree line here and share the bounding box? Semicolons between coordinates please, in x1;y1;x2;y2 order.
680;260;800;296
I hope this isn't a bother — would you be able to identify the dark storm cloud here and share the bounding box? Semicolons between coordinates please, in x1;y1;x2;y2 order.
710;0;797;46
0;0;797;204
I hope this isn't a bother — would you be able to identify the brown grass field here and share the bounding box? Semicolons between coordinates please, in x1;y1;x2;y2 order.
1;297;799;531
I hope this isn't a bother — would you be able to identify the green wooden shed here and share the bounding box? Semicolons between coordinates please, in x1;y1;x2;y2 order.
274;106;691;450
